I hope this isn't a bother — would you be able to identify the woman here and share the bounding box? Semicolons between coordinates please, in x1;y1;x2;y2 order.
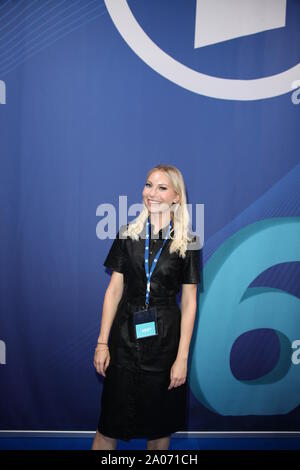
92;164;201;450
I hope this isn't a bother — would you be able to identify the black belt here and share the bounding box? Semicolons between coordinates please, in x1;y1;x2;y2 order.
126;296;177;308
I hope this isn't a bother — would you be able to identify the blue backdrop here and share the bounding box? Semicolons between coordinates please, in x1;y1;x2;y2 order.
0;0;300;432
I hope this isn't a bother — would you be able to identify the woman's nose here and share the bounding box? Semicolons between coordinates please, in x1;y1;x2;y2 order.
149;190;157;198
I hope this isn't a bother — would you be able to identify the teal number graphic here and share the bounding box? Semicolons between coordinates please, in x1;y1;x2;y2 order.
189;218;300;415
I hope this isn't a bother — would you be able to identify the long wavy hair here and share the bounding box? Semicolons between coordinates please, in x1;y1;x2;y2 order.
122;164;194;258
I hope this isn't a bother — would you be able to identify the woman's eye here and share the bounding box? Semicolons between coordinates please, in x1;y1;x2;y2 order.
145;183;166;190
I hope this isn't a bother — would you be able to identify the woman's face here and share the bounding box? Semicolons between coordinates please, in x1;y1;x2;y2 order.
142;170;180;215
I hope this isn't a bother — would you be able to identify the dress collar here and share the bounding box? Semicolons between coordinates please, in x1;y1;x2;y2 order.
150;220;171;239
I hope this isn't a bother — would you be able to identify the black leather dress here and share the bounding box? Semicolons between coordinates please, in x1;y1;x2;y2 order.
97;220;201;442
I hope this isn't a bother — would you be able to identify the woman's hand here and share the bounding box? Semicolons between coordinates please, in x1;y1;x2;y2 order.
93;346;110;377
168;357;187;390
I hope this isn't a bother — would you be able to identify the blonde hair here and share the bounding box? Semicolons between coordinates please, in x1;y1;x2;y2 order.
123;164;194;258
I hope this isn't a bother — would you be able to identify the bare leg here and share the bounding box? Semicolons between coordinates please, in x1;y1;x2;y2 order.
146;435;171;450
91;429;117;450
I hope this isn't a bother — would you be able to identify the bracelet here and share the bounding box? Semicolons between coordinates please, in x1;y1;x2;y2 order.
97;341;108;345
95;342;109;349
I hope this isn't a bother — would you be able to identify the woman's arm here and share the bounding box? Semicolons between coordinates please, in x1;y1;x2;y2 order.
97;271;124;344
168;284;198;389
176;284;198;361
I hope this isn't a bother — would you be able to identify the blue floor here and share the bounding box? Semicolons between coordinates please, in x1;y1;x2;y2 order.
0;437;300;450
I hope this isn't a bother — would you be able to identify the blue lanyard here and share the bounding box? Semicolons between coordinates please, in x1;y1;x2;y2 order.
144;216;172;308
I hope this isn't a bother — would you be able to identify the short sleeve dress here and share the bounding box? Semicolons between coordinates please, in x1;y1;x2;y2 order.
97;220;201;442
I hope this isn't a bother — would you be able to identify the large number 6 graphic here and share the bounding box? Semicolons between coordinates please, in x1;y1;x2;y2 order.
189;217;300;415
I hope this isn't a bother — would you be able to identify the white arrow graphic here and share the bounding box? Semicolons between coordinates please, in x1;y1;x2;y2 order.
195;0;287;48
